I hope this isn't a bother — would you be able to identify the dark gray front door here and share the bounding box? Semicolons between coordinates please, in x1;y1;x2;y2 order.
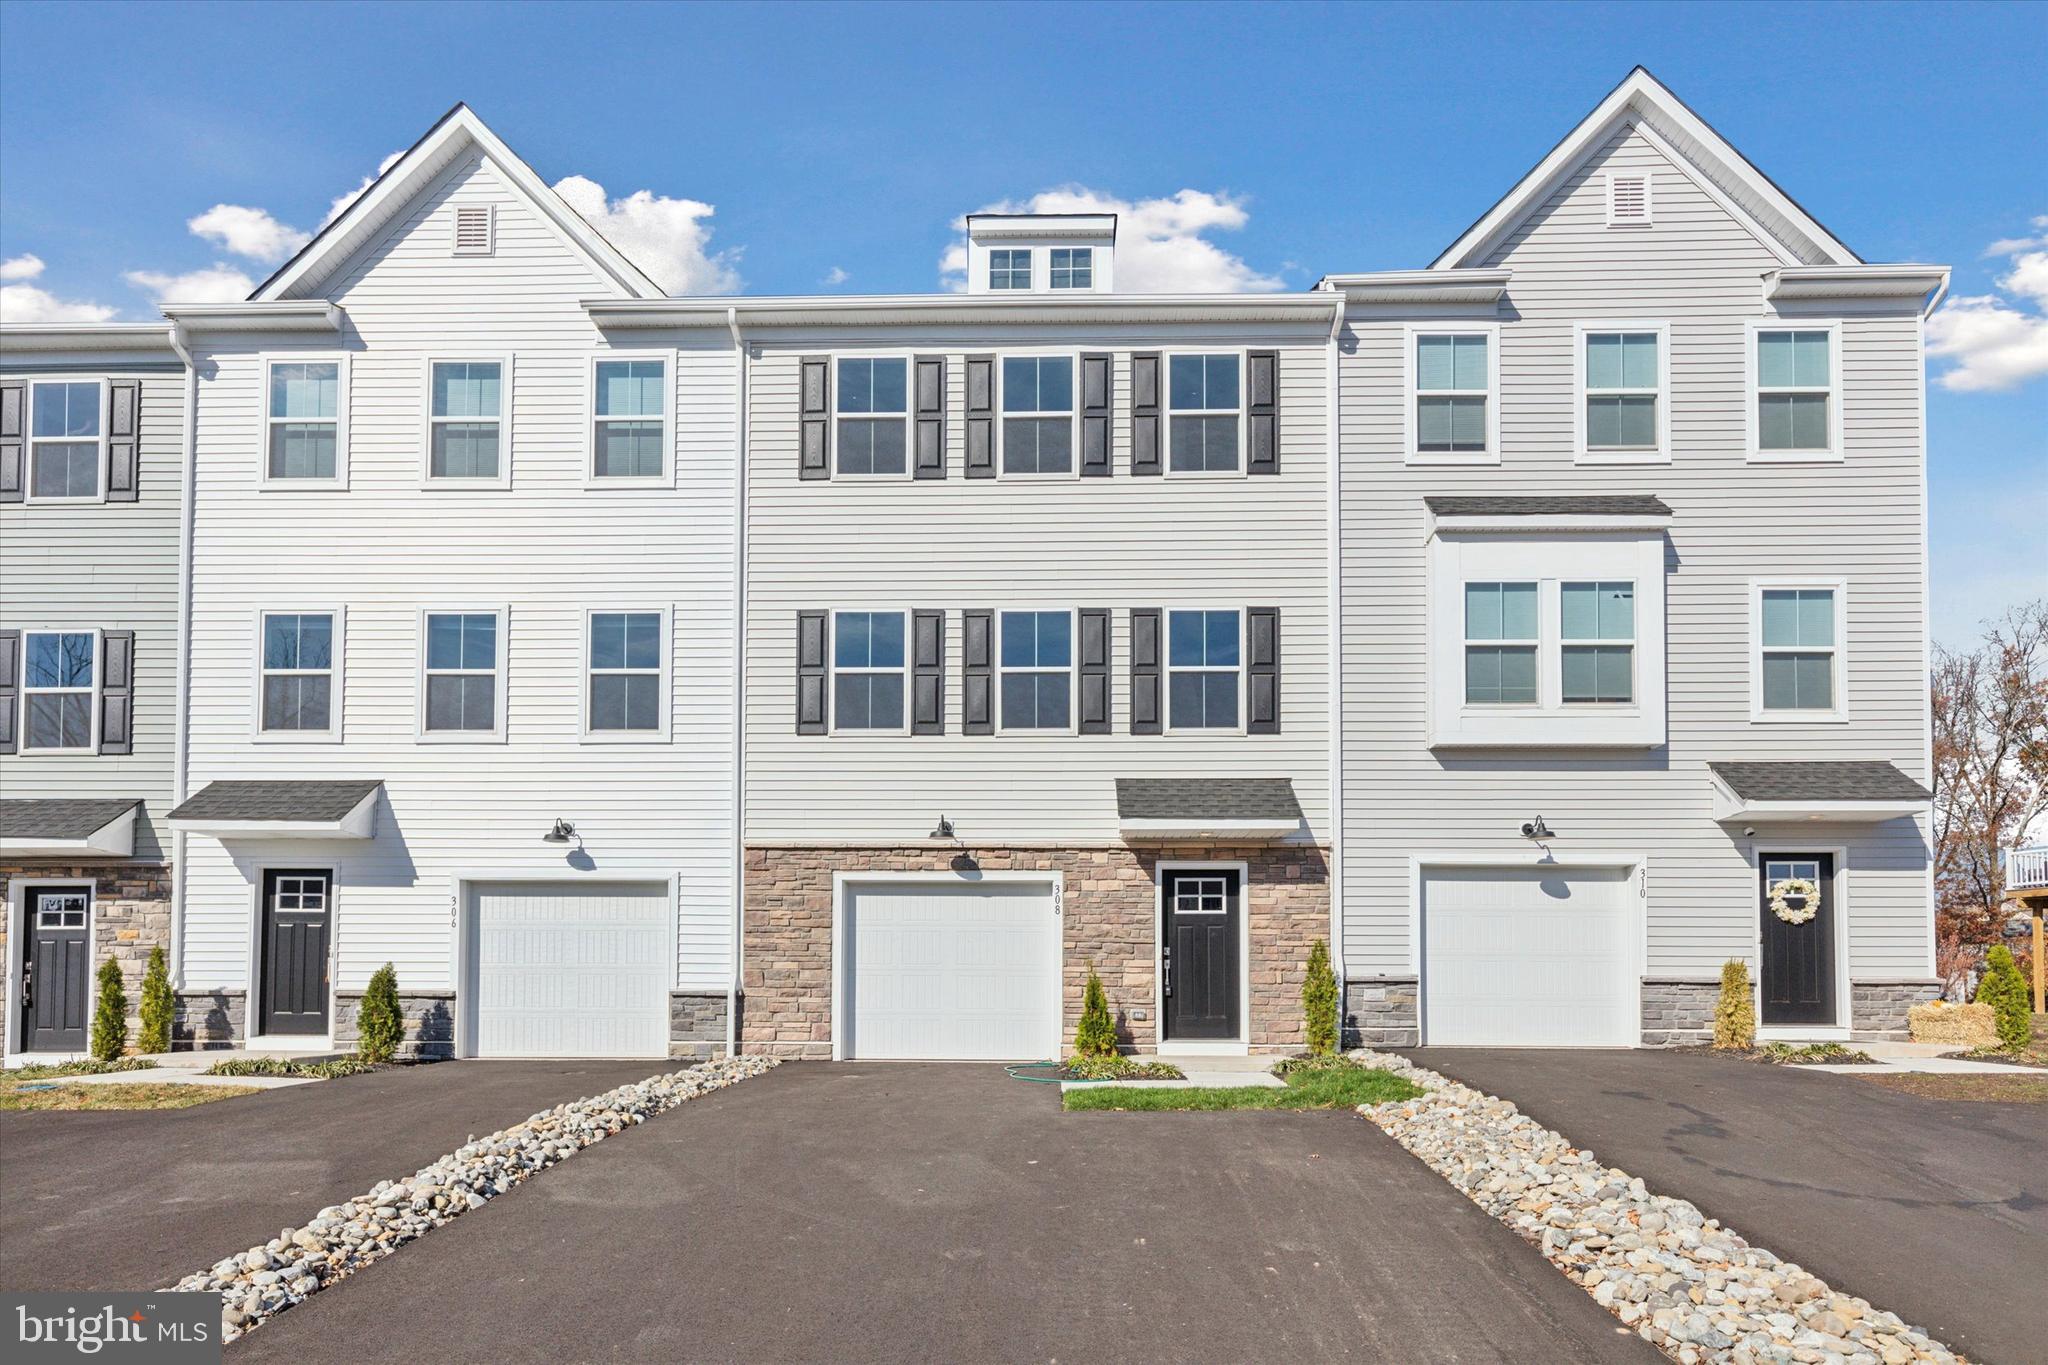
1760;854;1837;1027
1163;869;1241;1042
261;870;331;1036
21;887;91;1053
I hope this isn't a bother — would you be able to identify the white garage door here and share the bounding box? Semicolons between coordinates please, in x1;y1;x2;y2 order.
1421;866;1635;1047
845;880;1056;1060
469;881;670;1058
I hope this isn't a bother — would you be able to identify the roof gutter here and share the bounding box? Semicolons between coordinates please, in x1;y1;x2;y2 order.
584;293;1341;329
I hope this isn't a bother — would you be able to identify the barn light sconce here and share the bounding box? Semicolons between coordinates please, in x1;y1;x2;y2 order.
1520;815;1553;840
543;818;578;845
929;815;956;841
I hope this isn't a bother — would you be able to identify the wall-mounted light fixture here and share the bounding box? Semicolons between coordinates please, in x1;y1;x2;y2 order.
543;818;577;845
1520;815;1553;840
929;815;955;841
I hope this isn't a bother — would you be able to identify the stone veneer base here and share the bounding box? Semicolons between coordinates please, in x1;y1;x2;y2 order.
2;862;172;1056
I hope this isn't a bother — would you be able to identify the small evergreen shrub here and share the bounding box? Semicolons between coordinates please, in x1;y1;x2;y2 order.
1974;946;2031;1051
355;963;405;1064
1073;965;1117;1058
138;945;174;1054
90;957;129;1061
1302;938;1338;1056
1713;959;1755;1050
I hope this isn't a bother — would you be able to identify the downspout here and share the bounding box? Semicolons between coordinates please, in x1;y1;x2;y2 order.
167;321;197;996
1916;271;1947;981
726;306;747;1057
1323;292;1346;1045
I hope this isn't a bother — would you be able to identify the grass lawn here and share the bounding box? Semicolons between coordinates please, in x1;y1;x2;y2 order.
1064;1064;1422;1112
0;1077;263;1112
1858;1072;2048;1104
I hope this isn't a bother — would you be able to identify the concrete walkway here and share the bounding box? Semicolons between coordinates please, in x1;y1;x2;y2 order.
1806;1039;2041;1074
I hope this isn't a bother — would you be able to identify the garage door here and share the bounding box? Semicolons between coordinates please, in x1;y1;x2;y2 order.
1420;866;1635;1047
469;881;670;1058
845;880;1056;1060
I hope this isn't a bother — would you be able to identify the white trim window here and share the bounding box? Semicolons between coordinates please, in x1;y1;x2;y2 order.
1463;582;1538;705
590;355;670;484
1755;584;1844;720
834;356;909;478
998;610;1074;733
264;357;347;486
1406;327;1498;463
259;610;339;736
1749;323;1840;461
1167;353;1243;475
426;358;509;485
1000;355;1076;476
1576;324;1668;462
585;609;668;738
1049;247;1092;289
1166;609;1242;733
830;610;908;734
1560;581;1635;705
421;610;504;739
27;380;106;502
988;248;1032;291
20;629;100;753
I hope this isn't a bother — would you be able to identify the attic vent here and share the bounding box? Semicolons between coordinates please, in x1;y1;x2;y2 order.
1607;174;1651;228
453;205;494;256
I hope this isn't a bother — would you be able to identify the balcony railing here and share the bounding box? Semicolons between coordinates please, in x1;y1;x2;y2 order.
2006;845;2048;894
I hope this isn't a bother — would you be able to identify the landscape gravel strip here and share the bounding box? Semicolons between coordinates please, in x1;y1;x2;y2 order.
164;1055;777;1344
1349;1049;1960;1365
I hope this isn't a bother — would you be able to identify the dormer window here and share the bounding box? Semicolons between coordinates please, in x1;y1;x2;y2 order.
988;249;1032;291
1049;248;1092;289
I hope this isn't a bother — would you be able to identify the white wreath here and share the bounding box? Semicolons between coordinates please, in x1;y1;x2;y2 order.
1770;876;1821;925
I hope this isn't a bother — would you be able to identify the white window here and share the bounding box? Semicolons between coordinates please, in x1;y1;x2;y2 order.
1748;323;1840;461
1166;609;1242;733
421;610;504;740
585;609;669;739
998;610;1074;733
259;610;340;738
589;355;670;484
425;358;509;485
1560;582;1635;705
1753;584;1845;721
1606;173;1652;227
1406;327;1497;463
1576;324;1668;463
264;357;347;487
21;629;99;753
27;380;105;502
988;249;1032;291
1463;583;1538;705
1167;353;1242;474
1049;248;1092;289
830;610;908;734
1000;355;1075;476
452;204;494;256
834;356;908;478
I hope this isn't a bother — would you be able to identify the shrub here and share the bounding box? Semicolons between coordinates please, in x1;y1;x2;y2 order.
1060;1055;1183;1081
355;963;405;1064
1302;938;1338;1056
1073;965;1117;1058
138;946;174;1054
1974;946;2031;1051
90;957;129;1061
205;1055;378;1079
1713;959;1755;1050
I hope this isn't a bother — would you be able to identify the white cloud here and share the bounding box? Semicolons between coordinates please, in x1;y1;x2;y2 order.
321;150;407;228
1;253;47;282
187;204;311;264
1981;214;2048;256
551;174;741;295
1;283;119;323
822;266;850;287
1928;220;2048;393
939;186;1284;294
122;263;257;306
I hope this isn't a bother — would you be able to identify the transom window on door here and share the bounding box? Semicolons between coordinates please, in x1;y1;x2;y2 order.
29;381;104;500
1464;583;1538;704
36;892;88;929
1758;587;1840;716
423;611;501;737
428;361;505;481
22;630;98;752
999;610;1073;732
1049;247;1092;289
1412;332;1492;459
1561;582;1635;704
988;248;1032;290
832;610;906;733
260;612;336;734
266;360;342;482
1581;329;1664;460
1754;328;1835;458
836;357;908;477
1001;356;1075;475
1167;609;1241;731
587;611;664;734
591;358;667;480
1169;354;1241;473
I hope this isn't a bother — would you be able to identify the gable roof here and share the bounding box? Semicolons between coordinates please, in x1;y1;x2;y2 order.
1432;67;1860;271
252;103;664;303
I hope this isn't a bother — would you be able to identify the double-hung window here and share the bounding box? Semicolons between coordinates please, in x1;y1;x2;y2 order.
28;380;104;501
1168;354;1242;473
591;356;668;482
1410;330;1494;461
1167;609;1241;732
998;610;1073;732
988;248;1032;290
1579;327;1666;461
1463;583;1538;705
1049;248;1091;289
1560;582;1635;704
427;359;507;483
586;610;666;737
835;357;908;477
1000;356;1075;475
831;610;907;733
1751;325;1837;460
21;630;98;752
422;610;503;738
1756;586;1842;718
265;359;345;485
260;611;338;736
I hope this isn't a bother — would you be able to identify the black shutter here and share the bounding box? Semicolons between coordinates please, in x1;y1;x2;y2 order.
796;611;828;733
1080;352;1111;477
1129;608;1162;735
99;630;135;754
961;609;993;734
107;381;141;501
0;381;22;503
1129;353;1160;476
1247;351;1278;476
1078;608;1111;733
1247;608;1280;734
912;609;945;734
799;357;830;480
0;629;18;753
964;355;995;478
913;355;947;480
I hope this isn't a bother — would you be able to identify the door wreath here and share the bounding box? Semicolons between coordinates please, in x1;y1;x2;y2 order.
1769;876;1820;925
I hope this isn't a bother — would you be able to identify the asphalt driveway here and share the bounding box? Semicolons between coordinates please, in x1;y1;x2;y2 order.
0;1058;662;1293
1406;1048;2048;1364
231;1064;1654;1363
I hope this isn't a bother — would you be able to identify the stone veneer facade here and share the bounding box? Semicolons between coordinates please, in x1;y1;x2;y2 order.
2;862;172;1055
743;843;1330;1060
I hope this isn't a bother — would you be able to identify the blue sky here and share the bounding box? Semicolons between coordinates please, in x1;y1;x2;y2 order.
2;0;2041;647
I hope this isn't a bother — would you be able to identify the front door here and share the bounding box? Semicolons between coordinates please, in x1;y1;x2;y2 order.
1163;870;1241;1042
20;887;91;1053
260;870;331;1036
1759;854;1837;1027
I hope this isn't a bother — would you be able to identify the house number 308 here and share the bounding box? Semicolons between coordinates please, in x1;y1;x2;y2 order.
1051;886;1063;915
